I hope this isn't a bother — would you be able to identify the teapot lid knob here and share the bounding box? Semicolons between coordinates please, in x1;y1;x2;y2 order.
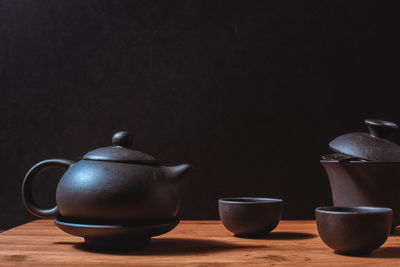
112;131;133;148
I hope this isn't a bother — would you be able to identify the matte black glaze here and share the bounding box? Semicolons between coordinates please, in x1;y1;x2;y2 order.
321;161;400;228
83;132;158;164
56;161;191;222
315;206;392;255
218;197;283;236
22;131;192;224
329;119;400;162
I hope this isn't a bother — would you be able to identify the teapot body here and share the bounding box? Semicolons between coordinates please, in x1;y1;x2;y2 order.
56;160;183;222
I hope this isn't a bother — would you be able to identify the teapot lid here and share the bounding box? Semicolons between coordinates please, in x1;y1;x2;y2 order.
329;119;400;161
83;131;158;164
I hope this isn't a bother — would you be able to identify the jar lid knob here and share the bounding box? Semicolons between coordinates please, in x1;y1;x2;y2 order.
112;131;133;147
365;119;398;139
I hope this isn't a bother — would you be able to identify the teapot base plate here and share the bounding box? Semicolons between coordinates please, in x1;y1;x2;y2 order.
54;217;179;248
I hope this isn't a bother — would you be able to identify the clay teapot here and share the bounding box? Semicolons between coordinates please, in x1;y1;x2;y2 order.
22;131;192;223
321;119;400;228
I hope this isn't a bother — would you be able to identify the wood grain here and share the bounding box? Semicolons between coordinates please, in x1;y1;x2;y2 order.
1;220;400;266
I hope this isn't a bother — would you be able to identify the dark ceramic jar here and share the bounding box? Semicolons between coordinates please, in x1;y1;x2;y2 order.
321;119;400;228
22;131;192;223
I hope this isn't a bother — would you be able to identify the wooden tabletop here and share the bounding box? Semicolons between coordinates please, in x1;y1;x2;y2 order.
1;220;400;266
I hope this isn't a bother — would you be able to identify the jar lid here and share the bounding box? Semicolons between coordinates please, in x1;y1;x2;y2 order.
82;131;158;164
329;119;400;162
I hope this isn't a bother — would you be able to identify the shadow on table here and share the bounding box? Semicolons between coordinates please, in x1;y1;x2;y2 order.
338;247;400;259
55;238;267;255
364;247;400;259
390;227;400;236
235;232;316;240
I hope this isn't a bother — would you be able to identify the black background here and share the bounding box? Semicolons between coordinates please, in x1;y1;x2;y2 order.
0;0;398;230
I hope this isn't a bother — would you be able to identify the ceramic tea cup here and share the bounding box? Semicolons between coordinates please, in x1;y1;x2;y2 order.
218;197;283;236
315;206;392;255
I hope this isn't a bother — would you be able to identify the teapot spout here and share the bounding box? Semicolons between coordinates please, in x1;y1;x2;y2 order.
163;164;192;184
161;164;192;197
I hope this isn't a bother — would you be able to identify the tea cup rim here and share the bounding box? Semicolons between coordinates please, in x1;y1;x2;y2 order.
315;206;392;215
219;197;283;204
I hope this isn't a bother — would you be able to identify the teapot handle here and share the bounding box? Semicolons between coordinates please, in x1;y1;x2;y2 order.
22;159;74;219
